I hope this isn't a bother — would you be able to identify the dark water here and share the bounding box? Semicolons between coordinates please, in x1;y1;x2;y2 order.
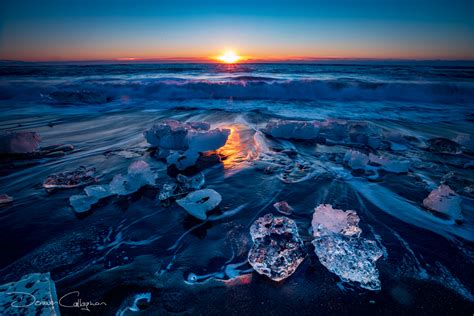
0;63;473;315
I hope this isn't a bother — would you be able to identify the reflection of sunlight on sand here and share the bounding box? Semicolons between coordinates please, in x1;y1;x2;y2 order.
206;124;258;174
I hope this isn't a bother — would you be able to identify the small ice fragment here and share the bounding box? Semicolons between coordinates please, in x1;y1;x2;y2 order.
312;204;362;238
273;201;294;215
43;166;96;190
158;183;178;201
248;214;305;281
0;131;41;154
109;160;155;195
0;194;13;205
344;150;369;170
423;184;462;220
368;154;409;173
312;235;383;291
84;185;112;199
177;172;205;191
109;174;130;196
264;120;320;140
176;189;222;220
427;137;462;154
69;194;98;213
0;272;60;315
154;148;170;159
453;133;473;150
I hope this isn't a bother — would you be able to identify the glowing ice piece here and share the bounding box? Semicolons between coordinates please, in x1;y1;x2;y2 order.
313;235;383;291
423;184;462;220
248;214;305;281
176;189;222;220
311;204;383;290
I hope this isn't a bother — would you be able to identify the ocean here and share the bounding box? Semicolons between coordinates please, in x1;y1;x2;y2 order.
0;62;473;314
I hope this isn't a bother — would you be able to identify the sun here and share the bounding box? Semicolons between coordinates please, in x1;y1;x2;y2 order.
217;50;241;63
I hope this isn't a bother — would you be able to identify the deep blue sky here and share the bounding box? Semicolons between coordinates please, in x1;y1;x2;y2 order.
1;0;473;61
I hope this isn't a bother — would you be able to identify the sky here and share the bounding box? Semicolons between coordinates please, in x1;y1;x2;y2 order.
0;0;473;62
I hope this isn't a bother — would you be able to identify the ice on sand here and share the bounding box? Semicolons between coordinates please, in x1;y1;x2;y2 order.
0;272;60;315
109;160;155;195
344;150;369;170
43;166;96;190
145;120;230;170
273;201;294;215
248;214;305;281
311;204;383;290
177;172;205;191
312;204;361;238
70;160;156;213
368;154;409;174
313;235;383;291
423;184;462;220
176;188;222;220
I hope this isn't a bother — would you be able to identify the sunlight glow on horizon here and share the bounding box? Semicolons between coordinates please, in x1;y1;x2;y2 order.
217;50;241;63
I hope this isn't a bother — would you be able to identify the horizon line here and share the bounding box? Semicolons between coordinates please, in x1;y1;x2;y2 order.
2;57;474;65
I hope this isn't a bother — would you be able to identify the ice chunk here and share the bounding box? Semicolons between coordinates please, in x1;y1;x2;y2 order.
43;166;96;190
187;128;231;152
69;194;99;213
145;120;230;170
177;172;205;191
0;194;13;205
312;204;361;238
311;204;383;290
427;137;462;154
0;272;60;316
273;201;294;215
319;119;348;141
166;150;200;170
368;154;409;173
248;214;305;281
109;161;155;195
423;185;462;220
264;120;320;140
344;150;369;170
453;133;474;152
0;131;41;154
144;120;189;150
312;235;383;291
84;185;112;200
158;183;178;201
176;189;222;220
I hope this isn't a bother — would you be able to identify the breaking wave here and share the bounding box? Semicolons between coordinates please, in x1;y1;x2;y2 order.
1;78;473;104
